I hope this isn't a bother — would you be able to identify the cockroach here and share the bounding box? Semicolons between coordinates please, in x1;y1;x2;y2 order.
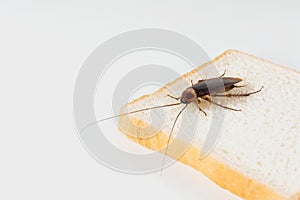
80;70;263;171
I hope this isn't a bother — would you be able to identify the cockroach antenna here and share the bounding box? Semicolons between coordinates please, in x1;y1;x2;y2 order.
160;103;188;175
79;102;182;134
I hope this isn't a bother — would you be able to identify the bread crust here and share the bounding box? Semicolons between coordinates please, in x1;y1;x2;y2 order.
119;117;287;200
119;50;299;200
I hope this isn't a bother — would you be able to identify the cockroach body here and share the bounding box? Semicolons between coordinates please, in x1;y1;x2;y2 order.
168;73;263;115
192;77;243;97
179;77;243;104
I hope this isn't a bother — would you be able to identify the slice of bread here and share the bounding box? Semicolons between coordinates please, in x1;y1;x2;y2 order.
119;50;300;200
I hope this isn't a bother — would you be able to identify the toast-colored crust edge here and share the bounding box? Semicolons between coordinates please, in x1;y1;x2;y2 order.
119;117;287;200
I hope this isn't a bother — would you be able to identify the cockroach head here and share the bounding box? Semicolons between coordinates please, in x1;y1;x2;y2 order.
180;87;197;104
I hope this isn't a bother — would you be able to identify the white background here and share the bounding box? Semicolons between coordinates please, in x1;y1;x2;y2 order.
1;1;300;200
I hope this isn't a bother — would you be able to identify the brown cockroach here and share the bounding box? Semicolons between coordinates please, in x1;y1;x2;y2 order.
80;71;263;171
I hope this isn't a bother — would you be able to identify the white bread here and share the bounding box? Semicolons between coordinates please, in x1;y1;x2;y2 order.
119;50;300;200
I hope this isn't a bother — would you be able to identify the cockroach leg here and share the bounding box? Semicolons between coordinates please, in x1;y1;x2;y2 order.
195;99;207;116
234;84;247;88
218;69;227;78
191;80;194;86
212;86;264;97
246;86;264;95
201;96;241;111
167;94;180;101
212;93;250;97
